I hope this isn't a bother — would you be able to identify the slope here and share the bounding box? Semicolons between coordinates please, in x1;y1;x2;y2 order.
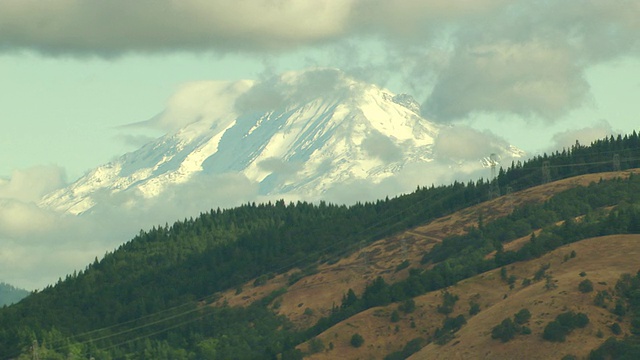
301;235;640;360
1;132;640;358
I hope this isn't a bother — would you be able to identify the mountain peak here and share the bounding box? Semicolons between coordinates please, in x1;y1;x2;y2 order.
40;70;523;215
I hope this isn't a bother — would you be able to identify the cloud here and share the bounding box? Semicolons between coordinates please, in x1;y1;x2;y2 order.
234;68;354;114
0;0;353;55
424;40;589;121
114;134;159;148
549;120;614;151
433;126;510;161
2;1;639;125
0;168;261;290
361;130;403;163
144;80;253;132
0;165;67;203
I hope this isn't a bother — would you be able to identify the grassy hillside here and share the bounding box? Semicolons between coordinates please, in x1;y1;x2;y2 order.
2;131;640;359
301;235;640;359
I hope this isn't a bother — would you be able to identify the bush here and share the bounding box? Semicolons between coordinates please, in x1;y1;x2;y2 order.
543;320;568;342
492;318;518;342
579;279;594;293
543;311;589;342
399;298;416;314
514;308;531;325
308;338;325;354
610;322;622;335
350;333;364;348
391;310;400;323
469;301;481;316
437;291;459;315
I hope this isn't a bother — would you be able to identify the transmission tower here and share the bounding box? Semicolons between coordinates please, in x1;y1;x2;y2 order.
31;340;39;360
542;161;551;184
613;154;621;172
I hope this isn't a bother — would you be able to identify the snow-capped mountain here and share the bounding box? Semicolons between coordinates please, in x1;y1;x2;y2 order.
41;69;523;215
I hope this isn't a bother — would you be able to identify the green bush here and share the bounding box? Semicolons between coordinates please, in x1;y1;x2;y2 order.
492;318;518;342
514;308;531;325
579;279;594;293
391;310;400;323
611;322;622;335
350;333;364;348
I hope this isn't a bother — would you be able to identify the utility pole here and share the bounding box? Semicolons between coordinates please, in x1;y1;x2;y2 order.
613;154;621;172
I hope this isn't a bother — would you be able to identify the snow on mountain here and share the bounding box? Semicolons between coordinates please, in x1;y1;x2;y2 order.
40;69;523;215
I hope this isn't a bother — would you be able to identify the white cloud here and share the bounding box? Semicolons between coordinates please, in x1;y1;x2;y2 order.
550;120;615;151
433;126;510;161
0;165;66;203
145;80;254;132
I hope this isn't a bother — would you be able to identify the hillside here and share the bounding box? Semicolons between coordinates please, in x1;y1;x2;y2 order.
0;282;29;306
2;132;640;359
301;234;640;359
216;169;640;327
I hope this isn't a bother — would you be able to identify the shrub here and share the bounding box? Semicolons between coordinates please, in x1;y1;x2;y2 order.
469;301;481;316
350;333;364;348
437;291;459;315
543;320;568;342
543;311;589;342
514;308;531;325
304;307;314;316
579;279;594;293
610;322;622;335
399;298;416;314
309;338;325;354
492;318;518;342
391;310;400;323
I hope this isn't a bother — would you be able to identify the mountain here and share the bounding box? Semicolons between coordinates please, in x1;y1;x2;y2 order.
2;132;640;358
40;69;523;215
0;282;28;306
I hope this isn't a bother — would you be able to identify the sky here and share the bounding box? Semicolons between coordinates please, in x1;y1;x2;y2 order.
1;0;639;290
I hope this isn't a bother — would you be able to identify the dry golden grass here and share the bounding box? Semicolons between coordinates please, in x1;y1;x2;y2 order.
302;235;640;360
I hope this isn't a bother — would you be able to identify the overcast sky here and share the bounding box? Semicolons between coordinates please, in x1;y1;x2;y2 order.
1;0;639;289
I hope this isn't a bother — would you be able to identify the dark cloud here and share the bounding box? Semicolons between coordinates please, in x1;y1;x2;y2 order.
2;1;638;124
0;0;352;56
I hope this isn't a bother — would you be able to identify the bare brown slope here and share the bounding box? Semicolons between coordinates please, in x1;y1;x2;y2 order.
214;170;639;328
299;235;640;359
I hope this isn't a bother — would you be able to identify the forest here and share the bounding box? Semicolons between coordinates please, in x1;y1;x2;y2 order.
2;131;640;359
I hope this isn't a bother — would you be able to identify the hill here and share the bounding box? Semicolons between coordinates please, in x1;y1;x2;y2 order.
0;282;28;306
2;131;640;359
301;234;640;359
